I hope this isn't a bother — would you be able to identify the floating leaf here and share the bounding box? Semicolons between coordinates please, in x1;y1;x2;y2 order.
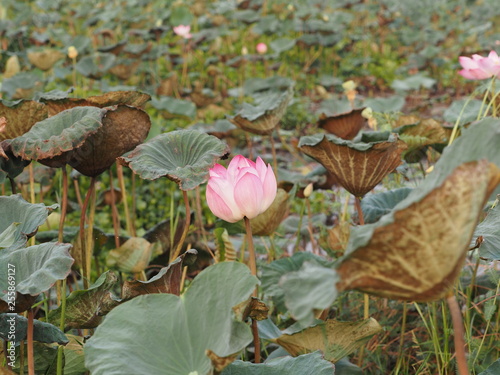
470;204;500;260
360;187;413;224
273;319;382;363
85;262;258;375
0;195;57;250
299;133;407;197
41;91;151;116
0;100;48;142
0;242;73;313
106;237;153;273
280;262;339;325
337;161;500;301
48;271;120;330
0;313;68;344
317;108;366;140
122;249;198;299
222;352;334;375
228;85;294;135
119;129;230;190
261;252;334;314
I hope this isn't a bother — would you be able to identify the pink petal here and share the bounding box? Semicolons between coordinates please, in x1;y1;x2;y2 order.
488;50;499;60
459;56;478;70
206;183;242;223
227;155;250;182
255;157;268;180
209;164;227;178
459;68;490;80
234;172;264;219
260;164;277;212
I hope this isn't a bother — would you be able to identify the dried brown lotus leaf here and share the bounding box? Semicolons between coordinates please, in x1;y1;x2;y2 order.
106;237;153;273
250;188;289;236
0;100;48;142
27;49;65;71
337;160;500;301
299;133;407;197
317;108;366;140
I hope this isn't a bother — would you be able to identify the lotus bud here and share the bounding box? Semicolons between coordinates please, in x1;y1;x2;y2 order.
4;55;20;78
342;80;357;105
173;25;192;39
241;46;248;56
256;43;267;55
303;183;313;198
155;19;162;27
68;46;78;59
322;15;329;22
206;155;277;223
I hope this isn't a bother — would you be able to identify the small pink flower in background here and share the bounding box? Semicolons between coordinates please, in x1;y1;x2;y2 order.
256;42;268;55
173;25;192;39
206;155;277;223
458;50;500;80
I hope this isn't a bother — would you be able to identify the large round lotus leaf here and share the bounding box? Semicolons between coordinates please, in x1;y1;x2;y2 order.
228;85;294;135
119;129;230;190
317;108;366;140
273;318;382;363
7;106;106;168
85;262;258;375
299;133;407;197
222;352;334;375
0;100;48;141
68;105;151;177
27;49;64;71
41;91;151;116
0;242;74;312
0;195;58;250
337;160;500;301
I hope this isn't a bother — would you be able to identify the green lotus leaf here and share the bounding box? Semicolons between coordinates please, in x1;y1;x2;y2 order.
261;252;335;314
0;99;48;141
0;313;68;345
360;187;413;224
228;85;294;135
150;96;197;120
0;242;73;312
119;129;230;190
7;106;106;168
299;132;407;197
0;195;58;250
479;359;500;375
48;271;120;330
1;72;43;100
470;203;500;260
75;52;116;79
243;77;294;96
270;38;296;54
222;352;334;375
337;117;500;301
443;99;483;126
0;143;31;183
363;96;405;113
85;262;258;375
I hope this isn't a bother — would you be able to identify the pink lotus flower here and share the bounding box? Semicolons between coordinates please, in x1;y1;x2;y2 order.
458;50;500;80
256;42;268;54
173;25;192;39
206;155;277;223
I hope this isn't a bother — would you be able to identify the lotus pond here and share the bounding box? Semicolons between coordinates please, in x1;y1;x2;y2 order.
1;0;500;374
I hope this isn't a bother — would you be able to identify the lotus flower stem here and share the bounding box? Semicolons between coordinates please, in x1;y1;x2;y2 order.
269;134;278;173
73;177;84;209
27;309;35;375
56;279;67;375
251;319;261;363
58;167;69;243
244;216;257;279
117;164;135;237
447;294;470;375
28;164;36;246
109;169;121;248
80;177;96;289
170;190;191;262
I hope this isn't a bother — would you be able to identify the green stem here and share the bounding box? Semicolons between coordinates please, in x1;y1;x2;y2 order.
170;190;191;262
79;177;96;289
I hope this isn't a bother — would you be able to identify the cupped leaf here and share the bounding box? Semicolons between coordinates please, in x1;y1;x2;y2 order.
261;252;334;314
0;100;48;142
0;313;68;344
470;203;500;260
7;106;106;168
273;318;382;363
121;249;198;299
228;85;294;135
337;160;500;301
0;143;30;182
222;352;335;375
41;91;151;116
106;237;153;273
280;262;339;326
85;262;258;375
317;108;366;140
0;242;73;312
360;187;413;224
299;133;407;197
48;271;120;330
76;52;116;79
0;195;58;250
119;129;230;190
68;105;151;177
